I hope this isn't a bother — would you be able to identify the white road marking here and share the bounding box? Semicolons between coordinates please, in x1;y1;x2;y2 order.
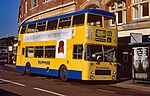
97;89;116;94
33;87;66;96
0;78;26;87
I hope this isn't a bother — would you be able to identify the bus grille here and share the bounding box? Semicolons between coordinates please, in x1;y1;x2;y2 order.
95;70;111;75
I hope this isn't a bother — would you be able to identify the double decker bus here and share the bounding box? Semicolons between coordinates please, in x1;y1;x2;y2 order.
16;9;117;81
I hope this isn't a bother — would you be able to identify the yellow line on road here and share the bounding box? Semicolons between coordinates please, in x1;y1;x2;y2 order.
97;89;116;94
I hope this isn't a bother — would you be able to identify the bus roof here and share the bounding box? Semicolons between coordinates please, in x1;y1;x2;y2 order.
21;9;115;26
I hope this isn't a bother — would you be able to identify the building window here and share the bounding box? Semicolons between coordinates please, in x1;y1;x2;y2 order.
25;0;28;14
73;44;83;59
141;2;149;17
132;0;149;19
109;0;126;25
42;0;52;3
32;0;38;7
133;5;138;19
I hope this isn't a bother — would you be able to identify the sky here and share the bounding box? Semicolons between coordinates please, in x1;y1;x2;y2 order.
0;0;20;38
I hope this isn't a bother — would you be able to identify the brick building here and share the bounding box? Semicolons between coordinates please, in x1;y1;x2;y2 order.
18;0;150;79
18;0;105;24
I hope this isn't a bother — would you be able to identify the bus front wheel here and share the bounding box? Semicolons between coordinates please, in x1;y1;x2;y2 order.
25;63;31;75
59;66;68;81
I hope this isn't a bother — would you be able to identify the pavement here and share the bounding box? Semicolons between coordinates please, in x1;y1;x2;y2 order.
112;79;150;92
4;63;150;92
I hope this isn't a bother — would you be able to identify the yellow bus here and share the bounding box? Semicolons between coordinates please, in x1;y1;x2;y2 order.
16;9;117;81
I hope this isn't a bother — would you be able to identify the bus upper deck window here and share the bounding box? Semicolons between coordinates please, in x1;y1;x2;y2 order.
104;17;116;28
87;14;102;27
47;19;58;30
27;24;36;33
20;26;26;34
73;14;84;27
58;17;71;28
37;22;46;32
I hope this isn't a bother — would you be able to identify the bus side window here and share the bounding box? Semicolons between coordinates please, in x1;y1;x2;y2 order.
87;14;102;27
47;19;58;30
26;46;34;58
73;14;84;27
104;17;116;28
73;44;83;59
36;22;46;32
22;48;25;55
27;24;36;33
45;46;56;58
58;17;71;28
34;46;44;58
20;26;26;34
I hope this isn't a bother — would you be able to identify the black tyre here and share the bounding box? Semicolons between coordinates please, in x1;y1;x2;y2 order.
25;63;31;75
59;66;68;81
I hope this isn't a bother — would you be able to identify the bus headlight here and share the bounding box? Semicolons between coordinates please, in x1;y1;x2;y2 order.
112;71;116;75
90;75;94;80
112;75;115;80
90;70;95;74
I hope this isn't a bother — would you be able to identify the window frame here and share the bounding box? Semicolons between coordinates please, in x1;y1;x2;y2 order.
25;46;34;58
32;0;38;8
45;46;56;58
25;0;28;14
73;44;83;59
109;1;126;25
34;46;44;58
132;0;150;20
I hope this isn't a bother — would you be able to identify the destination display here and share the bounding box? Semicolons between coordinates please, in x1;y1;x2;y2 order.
96;30;106;37
95;30;112;43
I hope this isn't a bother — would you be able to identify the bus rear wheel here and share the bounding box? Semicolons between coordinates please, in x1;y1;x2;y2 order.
25;63;31;75
59;66;68;82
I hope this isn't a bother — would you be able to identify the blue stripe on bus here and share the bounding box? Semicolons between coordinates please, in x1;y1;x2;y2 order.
16;66;82;80
21;9;115;26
